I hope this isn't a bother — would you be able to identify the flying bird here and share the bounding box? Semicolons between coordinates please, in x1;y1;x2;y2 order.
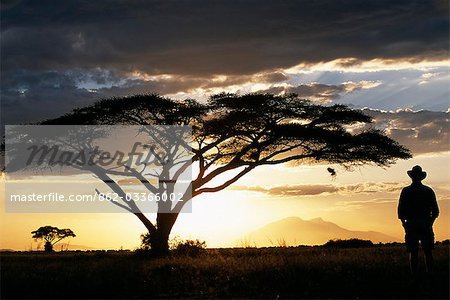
327;167;336;177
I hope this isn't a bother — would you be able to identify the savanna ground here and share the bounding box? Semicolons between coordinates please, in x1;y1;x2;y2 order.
1;245;449;299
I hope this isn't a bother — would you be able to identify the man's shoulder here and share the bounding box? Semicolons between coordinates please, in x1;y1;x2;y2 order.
401;185;413;192
402;184;434;193
405;184;435;193
418;184;434;192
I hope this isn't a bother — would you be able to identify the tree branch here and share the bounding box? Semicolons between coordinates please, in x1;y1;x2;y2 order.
92;167;157;233
193;165;256;197
123;166;159;194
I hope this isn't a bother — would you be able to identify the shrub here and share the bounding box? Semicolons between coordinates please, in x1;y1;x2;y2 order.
171;238;206;257
137;233;206;257
139;232;152;251
323;238;374;249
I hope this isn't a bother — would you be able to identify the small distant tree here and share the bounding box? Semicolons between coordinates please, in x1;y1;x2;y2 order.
31;226;76;252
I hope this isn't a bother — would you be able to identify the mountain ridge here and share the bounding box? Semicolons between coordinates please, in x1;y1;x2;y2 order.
245;216;397;247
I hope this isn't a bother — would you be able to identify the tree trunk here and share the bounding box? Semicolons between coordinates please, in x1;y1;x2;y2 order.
149;213;179;255
149;229;170;255
44;241;53;252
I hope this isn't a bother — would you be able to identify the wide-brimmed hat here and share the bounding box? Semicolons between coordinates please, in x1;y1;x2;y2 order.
407;165;427;180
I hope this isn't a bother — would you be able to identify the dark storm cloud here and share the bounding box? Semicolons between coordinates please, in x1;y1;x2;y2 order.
2;0;448;76
1;71;99;124
0;68;290;124
1;0;448;124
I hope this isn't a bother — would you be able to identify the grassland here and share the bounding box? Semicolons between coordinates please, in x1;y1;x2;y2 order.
1;245;449;299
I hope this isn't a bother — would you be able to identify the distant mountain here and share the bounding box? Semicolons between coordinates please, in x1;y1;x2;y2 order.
245;217;397;247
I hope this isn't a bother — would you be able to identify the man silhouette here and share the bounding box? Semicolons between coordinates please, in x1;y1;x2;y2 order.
398;165;439;279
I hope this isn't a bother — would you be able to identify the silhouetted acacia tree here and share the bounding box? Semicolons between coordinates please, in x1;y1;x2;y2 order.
31;226;76;252
41;93;411;253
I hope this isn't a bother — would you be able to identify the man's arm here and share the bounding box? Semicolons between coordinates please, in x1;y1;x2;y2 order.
430;188;439;224
398;188;407;225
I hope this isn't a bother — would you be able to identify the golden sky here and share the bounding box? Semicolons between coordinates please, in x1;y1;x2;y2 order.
1;151;448;250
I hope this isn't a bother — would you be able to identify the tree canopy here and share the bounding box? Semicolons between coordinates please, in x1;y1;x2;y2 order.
42;93;410;195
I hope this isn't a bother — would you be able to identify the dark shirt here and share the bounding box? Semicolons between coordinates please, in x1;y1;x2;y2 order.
398;183;439;221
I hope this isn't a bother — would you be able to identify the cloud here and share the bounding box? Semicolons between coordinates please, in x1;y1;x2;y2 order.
241;185;339;196
364;109;450;154
333;189;450;211
285;58;450;74
2;1;447;76
341;182;404;194
231;182;403;197
256;81;381;102
1;0;448;125
332;198;398;211
419;72;445;85
0;68;290;124
0;70;107;124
